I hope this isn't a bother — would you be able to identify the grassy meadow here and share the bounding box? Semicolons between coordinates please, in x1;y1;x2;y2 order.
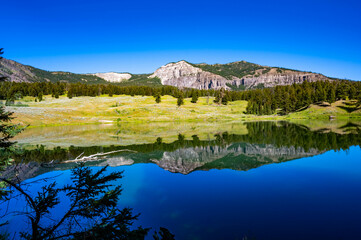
4;94;361;127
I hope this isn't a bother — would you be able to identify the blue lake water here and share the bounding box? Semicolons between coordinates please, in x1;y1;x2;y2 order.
1;121;361;239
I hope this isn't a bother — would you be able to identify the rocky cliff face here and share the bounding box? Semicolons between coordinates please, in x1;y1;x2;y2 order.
150;61;331;90
90;72;132;83
234;69;329;89
149;61;231;90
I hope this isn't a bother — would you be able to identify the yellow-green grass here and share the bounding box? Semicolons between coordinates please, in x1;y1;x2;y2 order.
14;121;250;147
6;95;361;127
287;100;361;120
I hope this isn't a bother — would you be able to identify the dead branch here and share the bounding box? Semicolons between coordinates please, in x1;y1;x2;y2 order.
63;149;136;163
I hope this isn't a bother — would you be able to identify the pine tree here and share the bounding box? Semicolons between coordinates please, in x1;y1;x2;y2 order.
1;164;151;239
191;91;199;103
38;92;43;102
177;92;184;107
327;84;336;103
213;91;220;104
349;85;357;100
221;91;229;105
67;88;73;99
154;93;161;103
0;49;23;168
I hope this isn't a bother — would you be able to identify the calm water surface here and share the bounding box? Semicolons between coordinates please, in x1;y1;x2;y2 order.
2;121;361;240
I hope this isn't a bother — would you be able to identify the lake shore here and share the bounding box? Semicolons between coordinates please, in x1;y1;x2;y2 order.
5;95;361;127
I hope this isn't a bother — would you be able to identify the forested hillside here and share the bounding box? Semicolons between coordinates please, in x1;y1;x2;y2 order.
192;61;270;80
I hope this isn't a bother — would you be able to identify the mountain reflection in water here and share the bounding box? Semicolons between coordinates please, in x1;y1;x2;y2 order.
8;121;361;181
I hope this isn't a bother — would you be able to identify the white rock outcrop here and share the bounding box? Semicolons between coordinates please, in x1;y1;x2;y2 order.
91;72;132;83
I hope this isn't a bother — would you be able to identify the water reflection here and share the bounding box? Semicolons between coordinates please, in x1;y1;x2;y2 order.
7;121;361;181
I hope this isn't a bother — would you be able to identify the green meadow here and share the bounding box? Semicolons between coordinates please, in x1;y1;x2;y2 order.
5;94;361;127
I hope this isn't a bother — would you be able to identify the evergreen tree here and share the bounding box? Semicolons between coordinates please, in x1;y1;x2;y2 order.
327;84;336;103
108;88;114;97
154;93;161;103
349;85;357;100
1;164;151;239
177;92;184;107
221;91;229;105
357;91;361;107
213;91;221;104
67;88;73;99
191;91;199;103
38;92;43;102
0;48;23;174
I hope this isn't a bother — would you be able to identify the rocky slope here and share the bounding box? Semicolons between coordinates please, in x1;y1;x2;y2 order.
0;58;38;82
0;58;107;83
150;60;330;90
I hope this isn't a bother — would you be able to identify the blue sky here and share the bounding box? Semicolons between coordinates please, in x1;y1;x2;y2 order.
1;0;361;80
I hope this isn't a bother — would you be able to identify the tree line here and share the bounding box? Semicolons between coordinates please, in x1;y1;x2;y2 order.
242;80;361;115
12;121;361;164
1;79;361;115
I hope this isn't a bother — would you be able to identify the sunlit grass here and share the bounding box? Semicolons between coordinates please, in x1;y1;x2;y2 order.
6;95;361;127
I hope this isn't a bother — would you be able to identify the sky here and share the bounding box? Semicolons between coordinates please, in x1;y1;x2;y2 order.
1;0;361;80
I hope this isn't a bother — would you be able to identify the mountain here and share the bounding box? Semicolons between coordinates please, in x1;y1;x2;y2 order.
1;57;334;89
149;60;331;90
0;58;107;83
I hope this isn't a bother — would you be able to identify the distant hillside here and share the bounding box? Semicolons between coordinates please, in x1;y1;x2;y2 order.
0;57;342;90
0;58;107;84
112;74;161;87
0;58;162;86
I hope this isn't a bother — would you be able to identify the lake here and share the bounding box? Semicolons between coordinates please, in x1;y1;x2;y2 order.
2;120;361;239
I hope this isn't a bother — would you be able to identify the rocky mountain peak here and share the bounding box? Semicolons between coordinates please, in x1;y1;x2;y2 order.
149;60;230;89
150;61;202;85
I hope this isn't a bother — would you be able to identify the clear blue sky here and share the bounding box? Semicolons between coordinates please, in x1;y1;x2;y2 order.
2;0;361;80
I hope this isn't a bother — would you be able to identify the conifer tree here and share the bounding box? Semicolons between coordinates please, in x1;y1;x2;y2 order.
1;164;151;239
0;49;23;171
154;93;161;103
177;92;184;107
38;92;43;102
191;91;199;103
67;88;73;99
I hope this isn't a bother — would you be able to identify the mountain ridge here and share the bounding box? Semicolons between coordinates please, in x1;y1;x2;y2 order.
0;57;341;90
